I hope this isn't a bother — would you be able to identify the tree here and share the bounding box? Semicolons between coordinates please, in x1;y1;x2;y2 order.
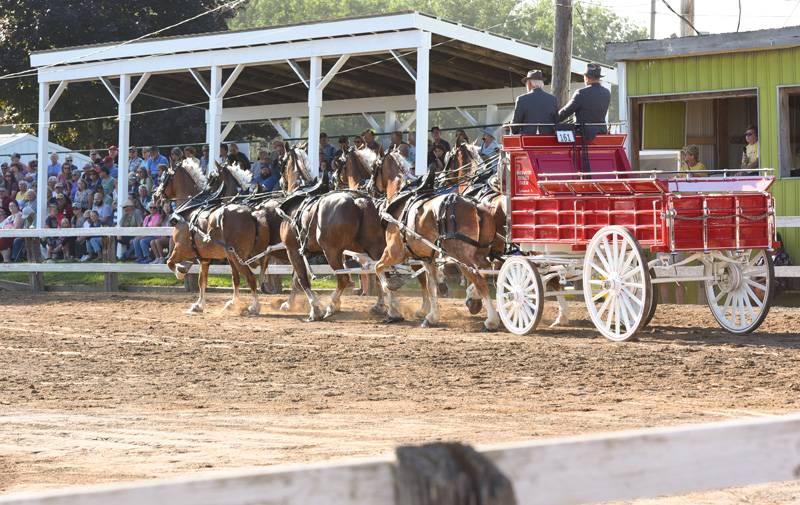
229;0;646;64
0;0;238;149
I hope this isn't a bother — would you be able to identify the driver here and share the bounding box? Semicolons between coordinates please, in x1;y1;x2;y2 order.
556;62;611;141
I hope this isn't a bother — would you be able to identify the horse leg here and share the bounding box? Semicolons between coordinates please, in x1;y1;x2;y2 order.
460;266;500;331
241;262;261;316
280;273;301;311
287;246;323;321
420;261;440;328
465;282;483;315
188;261;209;314
412;264;431;319
323;249;351;319
374;227;407;323
224;260;242;312
550;292;571;328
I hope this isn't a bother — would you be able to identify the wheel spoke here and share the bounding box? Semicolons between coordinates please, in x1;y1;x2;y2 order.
600;238;614;274
614;299;621;336
744;278;767;291
596;292;613;320
620;286;644;308
744;284;765;309
592;288;609;302
618;294;633;329
721;292;733;319
588;261;609;279
620;248;637;277
742;292;756;322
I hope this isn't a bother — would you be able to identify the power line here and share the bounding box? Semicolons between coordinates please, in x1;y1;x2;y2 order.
0;0;247;82
783;0;800;27
659;0;700;35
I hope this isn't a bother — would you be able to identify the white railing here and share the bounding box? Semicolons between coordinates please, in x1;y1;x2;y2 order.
1;413;799;505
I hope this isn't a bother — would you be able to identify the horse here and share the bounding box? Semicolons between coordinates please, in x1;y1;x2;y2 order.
277;153;388;321
154;159;262;314
372;168;500;331
333;146;377;191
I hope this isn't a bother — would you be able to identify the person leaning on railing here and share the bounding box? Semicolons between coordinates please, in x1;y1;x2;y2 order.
680;145;708;177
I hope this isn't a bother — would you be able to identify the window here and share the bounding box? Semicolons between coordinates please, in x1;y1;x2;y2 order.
779;86;800;178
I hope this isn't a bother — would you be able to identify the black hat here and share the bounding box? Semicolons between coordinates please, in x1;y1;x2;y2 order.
522;69;544;83
584;62;603;79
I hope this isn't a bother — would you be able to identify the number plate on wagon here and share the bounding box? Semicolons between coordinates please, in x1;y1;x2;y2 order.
556;130;575;143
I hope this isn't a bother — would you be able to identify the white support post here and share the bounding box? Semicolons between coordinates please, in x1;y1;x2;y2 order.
116;74;131;225
617;62;630;157
495;109;514;139
485;104;499;125
36;83;50;229
361;113;382;133
384;110;397;148
268;119;290;140
290;117;302;139
286;60;309;88
307;56;322;176
389;49;417;81
399;111;417;133
207;66;223;167
220;121;237;142
414;33;431;175
317;54;349;92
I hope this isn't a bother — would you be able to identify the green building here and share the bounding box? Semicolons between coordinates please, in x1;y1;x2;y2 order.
607;26;800;260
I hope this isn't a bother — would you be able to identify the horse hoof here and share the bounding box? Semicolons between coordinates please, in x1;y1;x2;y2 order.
481;324;497;333
465;298;483;315
248;305;260;316
421;319;438;328
370;305;387;316
187;305;203;314
382;316;404;324
279;301;291;311
549;319;570;328
414;310;428;319
323;307;337;320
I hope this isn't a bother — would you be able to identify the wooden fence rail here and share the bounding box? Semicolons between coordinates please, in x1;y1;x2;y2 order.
1;414;799;505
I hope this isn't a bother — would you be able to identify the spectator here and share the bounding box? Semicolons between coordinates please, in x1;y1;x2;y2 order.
15;180;28;206
46;176;57;198
334;136;350;159
219;143;229;165
98;166;115;205
149;201;173;263
47;153;61;178
108;145;119;165
73;179;91;210
253;153;280;192
156;164;169;186
742;126;759;173
54;192;73;222
398;143;412;164
128;146;144;176
388;131;404;150
427;126;451;165
49;218;74;261
21;190;36;211
199;145;210;173
146;146;168;177
478;128;501;170
52;182;66;202
43;203;60;259
362;129;382;155
0;201;21;262
353;136;365;149
320;133;336;170
80;210;104;262
136;185;151;212
133;166;153;195
3;171;18;196
89;150;102;165
85;166;100;192
454;129;469;145
169;146;184;169
228;143;251;171
408;132;416;165
428;144;447;174
183;145;200;166
70;171;81;199
118;198;143;260
11;206;34;261
91;192;113;226
680;145;707;177
0;187;12;213
103;155;118;179
133;203;163;263
59;158;74;187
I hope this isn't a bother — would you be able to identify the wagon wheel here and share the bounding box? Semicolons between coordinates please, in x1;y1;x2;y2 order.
583;226;652;342
704;249;774;334
642;268;659;328
496;256;544;335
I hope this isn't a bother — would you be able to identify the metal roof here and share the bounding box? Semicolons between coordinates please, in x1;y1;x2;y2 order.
606;25;800;62
30;12;615;109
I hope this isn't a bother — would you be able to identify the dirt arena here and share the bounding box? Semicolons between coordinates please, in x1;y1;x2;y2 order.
2;290;800;503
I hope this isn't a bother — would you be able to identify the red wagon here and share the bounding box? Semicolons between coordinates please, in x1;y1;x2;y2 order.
497;133;777;341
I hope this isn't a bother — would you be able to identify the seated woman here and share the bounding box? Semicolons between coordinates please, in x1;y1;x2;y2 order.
680;145;707;177
149;201;174;264
133;203;164;263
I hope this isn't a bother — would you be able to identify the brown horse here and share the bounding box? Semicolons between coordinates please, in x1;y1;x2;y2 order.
373;169;500;330
333;146;377;190
442;141;482;193
368;148;416;200
155;160;261;314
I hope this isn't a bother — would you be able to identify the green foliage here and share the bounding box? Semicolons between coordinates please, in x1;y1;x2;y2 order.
0;0;237;147
229;0;647;64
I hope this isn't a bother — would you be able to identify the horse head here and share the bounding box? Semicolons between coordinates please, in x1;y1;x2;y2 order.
281;144;313;193
154;159;207;205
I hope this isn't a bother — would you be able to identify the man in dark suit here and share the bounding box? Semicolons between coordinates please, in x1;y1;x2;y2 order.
557;62;611;141
511;69;558;135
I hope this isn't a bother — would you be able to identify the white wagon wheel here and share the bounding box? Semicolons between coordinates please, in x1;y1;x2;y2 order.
496;256;544;335
704;249;774;334
583;226;652;342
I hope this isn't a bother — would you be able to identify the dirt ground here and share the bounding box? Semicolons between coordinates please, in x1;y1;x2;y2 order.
1;291;800;503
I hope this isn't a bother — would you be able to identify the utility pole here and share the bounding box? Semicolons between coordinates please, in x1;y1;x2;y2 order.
552;0;574;108
680;0;695;36
650;0;656;38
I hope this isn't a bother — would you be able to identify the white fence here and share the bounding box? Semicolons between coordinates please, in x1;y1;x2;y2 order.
1;413;799;505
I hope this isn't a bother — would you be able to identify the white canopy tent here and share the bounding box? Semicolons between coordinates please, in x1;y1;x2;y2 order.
0;133;92;168
29;11;617;229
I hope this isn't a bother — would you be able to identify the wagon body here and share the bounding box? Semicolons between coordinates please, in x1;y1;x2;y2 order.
496;133;778;341
502;134;777;253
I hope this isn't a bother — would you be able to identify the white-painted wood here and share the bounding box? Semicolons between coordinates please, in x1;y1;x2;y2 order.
361;113;382;133
414;33;431;175
116;74;131;224
290;117;303;138
37;31;424;83
307;56;322;177
775;265;800;278
127;73;151;105
222;88;522;122
0;226;173;238
485;104;498;125
384;110;398;134
777;216;800;227
398;111;416;132
286;59;309;88
0;262;330;276
268;119;290;140
3;414;799;505
317;54;350;91
189;68;211;97
218;64;245;99
220;121;237;142
99;77;119;104
390;49;417;81
45;81;68;112
455;106;479;126
617;62;630;157
207;66;222;166
31;13;610;83
36;82;49;229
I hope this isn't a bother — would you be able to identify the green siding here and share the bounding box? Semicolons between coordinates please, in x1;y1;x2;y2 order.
626;47;800;261
643;102;685;149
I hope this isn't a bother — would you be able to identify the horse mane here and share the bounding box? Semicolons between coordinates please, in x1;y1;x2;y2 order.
181;158;207;188
388;150;413;176
225;162;253;189
293;147;313;182
355;147;379;169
